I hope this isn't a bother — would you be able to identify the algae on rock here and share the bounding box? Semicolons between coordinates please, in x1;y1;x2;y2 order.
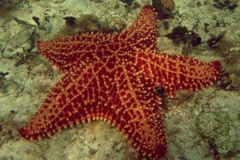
196;111;235;155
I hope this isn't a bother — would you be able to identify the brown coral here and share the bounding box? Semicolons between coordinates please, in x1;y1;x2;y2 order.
161;0;175;11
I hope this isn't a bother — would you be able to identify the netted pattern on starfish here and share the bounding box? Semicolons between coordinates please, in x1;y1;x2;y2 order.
19;5;221;160
137;52;221;97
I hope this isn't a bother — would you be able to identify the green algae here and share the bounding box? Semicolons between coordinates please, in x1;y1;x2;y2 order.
196;111;235;155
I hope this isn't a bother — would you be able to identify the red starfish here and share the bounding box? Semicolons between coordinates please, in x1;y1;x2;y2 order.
19;5;221;159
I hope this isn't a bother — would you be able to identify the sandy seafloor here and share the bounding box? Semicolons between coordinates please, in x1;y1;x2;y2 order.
0;0;240;159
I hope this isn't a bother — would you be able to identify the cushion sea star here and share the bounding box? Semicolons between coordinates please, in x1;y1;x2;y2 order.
19;5;221;159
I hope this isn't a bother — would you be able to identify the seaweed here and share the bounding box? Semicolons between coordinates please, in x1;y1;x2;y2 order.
119;0;134;6
213;0;238;11
64;16;77;27
166;26;202;47
207;33;224;48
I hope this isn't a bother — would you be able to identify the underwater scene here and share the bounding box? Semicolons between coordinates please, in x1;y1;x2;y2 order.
0;0;240;159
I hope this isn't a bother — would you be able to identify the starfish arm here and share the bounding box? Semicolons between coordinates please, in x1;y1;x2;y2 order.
121;5;158;51
19;73;89;140
113;63;167;159
37;32;116;73
18;57;117;140
137;51;222;97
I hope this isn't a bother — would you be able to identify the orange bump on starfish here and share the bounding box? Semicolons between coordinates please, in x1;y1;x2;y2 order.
19;5;221;159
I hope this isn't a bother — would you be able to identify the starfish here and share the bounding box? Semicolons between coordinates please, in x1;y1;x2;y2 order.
19;5;221;159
